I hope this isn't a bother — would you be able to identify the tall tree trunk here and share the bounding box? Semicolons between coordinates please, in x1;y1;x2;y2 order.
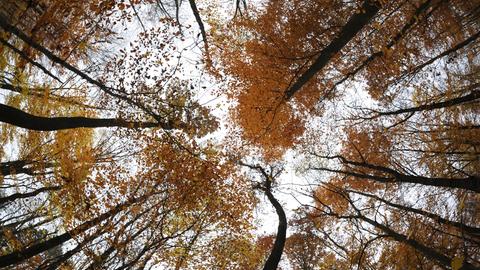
0;186;61;205
0;193;149;267
315;166;480;192
359;214;480;270
262;188;287;270
314;155;480;192
1;159;31;176
325;0;436;96
0;103;165;131
284;0;380;99
377;90;480;116
350;189;480;237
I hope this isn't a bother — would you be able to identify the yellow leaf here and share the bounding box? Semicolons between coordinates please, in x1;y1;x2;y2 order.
452;256;464;270
458;196;466;211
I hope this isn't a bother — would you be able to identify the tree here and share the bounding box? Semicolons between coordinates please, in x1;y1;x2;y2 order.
0;132;255;269
241;163;287;270
295;183;480;269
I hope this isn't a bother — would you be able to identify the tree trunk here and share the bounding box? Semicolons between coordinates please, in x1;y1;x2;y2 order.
315;155;480;192
0;186;61;205
0;193;149;267
284;0;380;100
1;159;31;176
359;215;480;270
262;188;287;270
0;103;164;131
378;90;480;116
350;190;480;237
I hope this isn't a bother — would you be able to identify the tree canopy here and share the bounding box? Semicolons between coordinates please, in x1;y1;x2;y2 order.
1;0;479;269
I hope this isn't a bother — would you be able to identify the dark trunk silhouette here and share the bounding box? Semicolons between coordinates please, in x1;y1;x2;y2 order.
284;0;380;99
1;159;33;176
0;103;166;131
359;214;480;270
314;155;480;192
0;36;62;82
315;187;480;270
376;90;480;117
349;189;480;237
0;193;150;268
262;187;287;270
404;29;480;78
38;231;102;270
325;0;435;97
238;162;288;270
0;186;61;205
188;0;209;55
317;166;480;192
84;205;159;270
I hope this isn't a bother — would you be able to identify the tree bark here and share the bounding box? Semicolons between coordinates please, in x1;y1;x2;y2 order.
405;30;480;78
0;186;61;205
188;0;209;56
377;90;480;116
237;162;289;270
262;188;287;270
284;0;380;100
359;214;480;270
1;159;31;176
324;0;436;97
350;189;480;236
0;103;167;131
316;166;480;192
315;155;480;192
0;193;150;268
0;36;62;82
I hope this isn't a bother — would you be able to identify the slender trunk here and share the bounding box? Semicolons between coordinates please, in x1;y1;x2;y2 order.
317;155;480;192
315;166;480;192
1;159;55;176
1;160;31;176
85;205;159;270
0;186;61;205
284;0;380;99
359;215;480;270
262;188;287;270
0;103;163;131
0;82;109;111
350;190;480;236
187;0;209;56
405;30;480;78
0;36;62;82
325;0;436;96
0;193;148;267
378;90;480;116
38;229;103;270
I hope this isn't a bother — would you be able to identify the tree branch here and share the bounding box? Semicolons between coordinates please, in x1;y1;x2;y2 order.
284;0;380;100
188;0;209;56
